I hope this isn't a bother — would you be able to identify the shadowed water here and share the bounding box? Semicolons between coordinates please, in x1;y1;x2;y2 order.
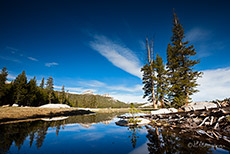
0;113;229;154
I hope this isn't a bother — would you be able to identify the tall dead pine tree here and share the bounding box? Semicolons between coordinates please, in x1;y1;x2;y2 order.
141;38;157;109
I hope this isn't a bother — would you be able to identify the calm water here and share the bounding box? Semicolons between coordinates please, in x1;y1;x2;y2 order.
0;113;229;154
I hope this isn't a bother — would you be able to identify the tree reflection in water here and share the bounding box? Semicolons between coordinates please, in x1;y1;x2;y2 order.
0;112;121;154
127;125;229;153
128;126;142;148
0;120;62;153
145;126;230;154
1;113;229;154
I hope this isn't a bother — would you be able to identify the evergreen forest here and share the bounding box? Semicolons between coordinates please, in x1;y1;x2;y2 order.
0;67;137;108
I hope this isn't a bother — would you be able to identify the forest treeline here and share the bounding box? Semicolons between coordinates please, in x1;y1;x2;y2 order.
0;67;140;108
0;67;62;107
67;93;139;108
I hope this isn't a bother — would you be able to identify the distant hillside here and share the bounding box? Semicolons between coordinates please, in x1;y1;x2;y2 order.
63;93;140;108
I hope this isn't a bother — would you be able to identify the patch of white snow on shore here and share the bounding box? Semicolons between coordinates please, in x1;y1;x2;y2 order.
39;104;71;108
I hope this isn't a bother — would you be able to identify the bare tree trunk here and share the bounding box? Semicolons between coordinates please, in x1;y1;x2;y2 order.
185;92;189;105
146;38;157;109
49;93;51;104
66;91;69;99
161;96;164;108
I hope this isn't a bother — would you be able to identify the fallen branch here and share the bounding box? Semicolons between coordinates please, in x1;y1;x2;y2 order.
212;131;219;140
204;131;214;139
210;116;214;125
223;137;230;143
199;117;209;127
214;116;225;129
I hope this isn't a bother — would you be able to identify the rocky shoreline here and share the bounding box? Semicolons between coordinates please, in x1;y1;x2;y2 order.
116;101;230;145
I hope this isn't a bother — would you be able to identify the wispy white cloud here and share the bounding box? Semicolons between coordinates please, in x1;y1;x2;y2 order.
54;85;97;94
0;56;21;63
54;79;144;102
107;84;142;92
7;72;35;81
194;41;227;58
110;93;146;103
7;73;16;80
45;62;59;67
138;40;146;50
27;56;38;61
78;80;143;93
5;46;19;54
192;67;230;102
195;44;212;58
5;46;19;52
90;35;142;78
78;80;106;87
185;28;227;58
54;85;84;92
186;28;211;42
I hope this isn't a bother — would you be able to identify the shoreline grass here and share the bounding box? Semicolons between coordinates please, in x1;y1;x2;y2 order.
0;106;94;124
0;107;133;124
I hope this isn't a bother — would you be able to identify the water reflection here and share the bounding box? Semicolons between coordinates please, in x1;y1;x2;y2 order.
0;112;121;154
128;126;142;148
0;113;229;154
145;126;230;154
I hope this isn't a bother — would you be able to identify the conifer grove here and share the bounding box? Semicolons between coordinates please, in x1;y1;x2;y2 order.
141;11;202;109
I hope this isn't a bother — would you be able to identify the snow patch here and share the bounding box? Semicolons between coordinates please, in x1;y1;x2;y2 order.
39;104;71;108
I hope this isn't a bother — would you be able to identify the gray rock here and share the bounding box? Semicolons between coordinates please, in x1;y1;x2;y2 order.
115;120;128;126
183;102;218;111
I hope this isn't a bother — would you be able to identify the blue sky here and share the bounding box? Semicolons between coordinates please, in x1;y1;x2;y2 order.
1;0;230;103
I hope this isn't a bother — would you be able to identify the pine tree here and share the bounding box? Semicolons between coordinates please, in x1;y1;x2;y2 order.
40;78;45;89
155;53;168;108
141;38;157;109
26;77;37;106
0;67;8;86
61;85;65;104
14;70;27;106
166;10;202;107
0;67;8;105
36;77;46;106
142;64;154;102
46;76;54;104
36;88;47;106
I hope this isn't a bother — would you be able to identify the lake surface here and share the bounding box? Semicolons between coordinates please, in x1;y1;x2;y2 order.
0;112;229;154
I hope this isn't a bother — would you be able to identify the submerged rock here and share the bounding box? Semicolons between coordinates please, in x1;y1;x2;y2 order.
151;108;178;115
116;118;151;126
118;113;149;118
115;119;128;126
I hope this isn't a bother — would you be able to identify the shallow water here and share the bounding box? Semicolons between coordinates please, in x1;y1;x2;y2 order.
0;113;229;154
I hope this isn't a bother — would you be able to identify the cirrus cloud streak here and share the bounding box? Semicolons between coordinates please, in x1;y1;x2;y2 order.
45;62;59;67
90;35;142;78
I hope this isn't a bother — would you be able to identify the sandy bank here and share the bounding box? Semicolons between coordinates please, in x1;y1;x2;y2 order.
0;106;93;124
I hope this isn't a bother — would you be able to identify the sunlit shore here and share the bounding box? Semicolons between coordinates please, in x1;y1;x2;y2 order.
0;106;92;124
0;106;131;124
